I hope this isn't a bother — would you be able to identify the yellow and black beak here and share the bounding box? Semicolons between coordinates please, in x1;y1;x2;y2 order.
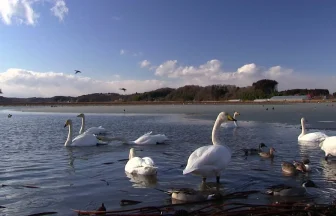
227;115;237;122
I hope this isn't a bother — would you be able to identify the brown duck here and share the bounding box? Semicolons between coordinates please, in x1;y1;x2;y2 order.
259;147;275;158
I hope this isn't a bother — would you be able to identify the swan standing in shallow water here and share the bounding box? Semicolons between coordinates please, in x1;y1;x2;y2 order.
64;119;110;147
298;117;328;142
77;113;107;135
183;112;236;184
125;148;158;175
221;111;240;128
319;136;336;161
122;131;168;145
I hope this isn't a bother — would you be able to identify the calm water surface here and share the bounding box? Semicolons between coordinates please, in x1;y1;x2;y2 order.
0;104;336;216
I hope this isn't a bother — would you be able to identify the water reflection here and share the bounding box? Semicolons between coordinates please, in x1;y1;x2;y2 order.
125;172;158;188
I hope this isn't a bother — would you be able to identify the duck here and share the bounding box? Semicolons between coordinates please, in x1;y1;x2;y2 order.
7;114;12;118
77;113;107;135
242;143;267;156
125;148;158;175
183;112;237;184
64;119;109;147
281;161;305;175
259;147;275;158
319;136;336;161
293;158;311;172
298;117;328;142
221;111;240;128
122;131;168;145
165;188;222;202
266;180;317;197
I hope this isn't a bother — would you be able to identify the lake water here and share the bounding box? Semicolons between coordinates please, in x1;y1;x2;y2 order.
0;104;336;216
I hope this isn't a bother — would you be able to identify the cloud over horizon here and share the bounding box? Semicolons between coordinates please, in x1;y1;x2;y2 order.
0;59;335;98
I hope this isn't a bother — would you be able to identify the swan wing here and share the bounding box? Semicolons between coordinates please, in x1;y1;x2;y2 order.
320;136;336;156
183;145;231;176
299;132;328;142
125;157;157;175
85;127;107;135
133;132;167;144
141;157;156;167
71;133;99;146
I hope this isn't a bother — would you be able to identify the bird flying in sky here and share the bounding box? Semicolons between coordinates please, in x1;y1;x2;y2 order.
74;70;81;74
120;88;126;92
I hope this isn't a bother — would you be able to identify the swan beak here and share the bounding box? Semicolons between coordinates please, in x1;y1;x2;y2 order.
64;124;67;128
76;114;81;117
227;115;237;121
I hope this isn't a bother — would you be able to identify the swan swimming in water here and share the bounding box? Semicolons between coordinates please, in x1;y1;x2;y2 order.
298;117;328;142
221;111;240;128
319;136;336;161
77;113;107;135
125;148;158;175
122;131;168;145
183;111;236;184
64;119;111;147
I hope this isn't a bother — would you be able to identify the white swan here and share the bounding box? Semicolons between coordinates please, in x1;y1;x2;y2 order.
64;119;109;147
122;131;168;145
77;113;107;135
125;148;158;175
221;111;240;128
298;117;328;142
183;111;236;184
319;136;336;161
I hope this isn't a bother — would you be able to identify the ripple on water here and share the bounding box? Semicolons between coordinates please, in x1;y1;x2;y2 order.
0;106;336;215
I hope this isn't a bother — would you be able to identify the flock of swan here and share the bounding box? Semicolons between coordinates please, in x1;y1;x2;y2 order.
63;111;336;202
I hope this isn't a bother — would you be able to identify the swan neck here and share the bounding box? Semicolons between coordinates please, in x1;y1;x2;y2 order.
79;116;85;134
212;118;223;145
65;123;73;146
301;120;306;135
129;150;135;159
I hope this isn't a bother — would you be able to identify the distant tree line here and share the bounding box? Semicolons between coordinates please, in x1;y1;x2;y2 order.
0;79;334;103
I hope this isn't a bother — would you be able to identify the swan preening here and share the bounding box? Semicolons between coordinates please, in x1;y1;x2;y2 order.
221;111;240;127
125;148;158;175
77;113;107;135
298;117;328;143
121;131;168;145
183;112;236;184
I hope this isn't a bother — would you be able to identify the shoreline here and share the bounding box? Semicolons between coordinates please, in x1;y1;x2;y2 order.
0;99;335;107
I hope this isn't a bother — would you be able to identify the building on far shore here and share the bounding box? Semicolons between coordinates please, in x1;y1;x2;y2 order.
228;99;242;102
254;99;269;102
269;95;310;101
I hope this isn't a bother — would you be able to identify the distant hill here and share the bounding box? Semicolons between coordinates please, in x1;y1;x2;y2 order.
0;79;333;104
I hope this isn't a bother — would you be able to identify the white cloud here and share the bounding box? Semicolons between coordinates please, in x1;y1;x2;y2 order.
153;59;336;92
120;49;126;55
0;68;169;97
120;49;143;57
139;60;151;68
0;0;69;26
112;16;121;21
50;0;68;22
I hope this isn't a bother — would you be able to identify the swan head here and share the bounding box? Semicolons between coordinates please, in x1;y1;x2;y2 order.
129;148;136;159
77;113;85;118
218;112;236;123
64;119;72;128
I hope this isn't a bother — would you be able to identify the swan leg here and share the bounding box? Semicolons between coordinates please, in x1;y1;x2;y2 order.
216;176;220;183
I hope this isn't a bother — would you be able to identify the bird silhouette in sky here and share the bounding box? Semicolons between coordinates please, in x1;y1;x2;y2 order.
0;89;2;94
120;88;126;92
74;70;81;74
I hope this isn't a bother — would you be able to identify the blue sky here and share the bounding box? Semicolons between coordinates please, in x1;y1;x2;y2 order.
0;0;336;97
